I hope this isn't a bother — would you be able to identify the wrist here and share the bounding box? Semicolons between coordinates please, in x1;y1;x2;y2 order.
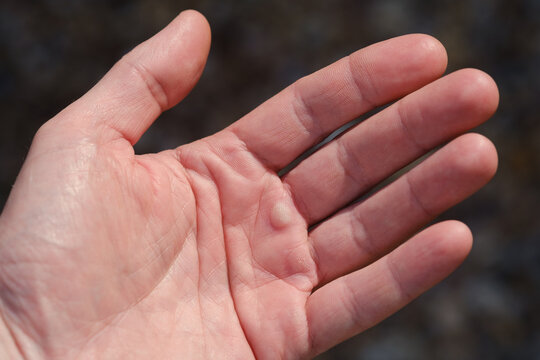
0;304;26;360
0;219;34;360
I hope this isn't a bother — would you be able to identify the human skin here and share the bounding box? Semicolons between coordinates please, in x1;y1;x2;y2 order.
0;10;498;359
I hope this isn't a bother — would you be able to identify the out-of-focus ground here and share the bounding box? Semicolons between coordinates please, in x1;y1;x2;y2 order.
1;0;539;359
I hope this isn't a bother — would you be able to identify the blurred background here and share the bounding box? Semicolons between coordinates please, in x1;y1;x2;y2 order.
1;0;539;358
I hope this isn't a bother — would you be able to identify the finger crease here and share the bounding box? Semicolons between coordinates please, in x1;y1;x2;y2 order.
292;83;323;139
347;55;377;109
404;174;434;218
386;255;413;302
125;59;169;112
350;209;378;259
336;140;369;191
396;100;429;153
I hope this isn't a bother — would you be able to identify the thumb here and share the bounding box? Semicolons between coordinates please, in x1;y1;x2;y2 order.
47;10;211;145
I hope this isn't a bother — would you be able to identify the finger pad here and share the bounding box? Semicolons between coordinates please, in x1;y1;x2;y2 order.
391;220;472;294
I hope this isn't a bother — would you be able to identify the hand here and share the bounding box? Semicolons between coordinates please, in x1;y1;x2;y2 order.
0;10;498;359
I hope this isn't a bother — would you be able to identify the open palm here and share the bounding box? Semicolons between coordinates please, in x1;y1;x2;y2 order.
0;11;498;359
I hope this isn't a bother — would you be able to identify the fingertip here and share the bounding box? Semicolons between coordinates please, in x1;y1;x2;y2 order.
435;220;473;265
411;34;448;74
397;221;473;283
472;70;499;114
353;33;449;81
180;9;208;21
170;9;212;83
394;33;448;77
127;8;212;110
451;133;499;185
178;9;212;45
452;68;500;122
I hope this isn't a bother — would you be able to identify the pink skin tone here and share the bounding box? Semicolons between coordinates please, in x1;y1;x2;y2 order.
0;10;498;360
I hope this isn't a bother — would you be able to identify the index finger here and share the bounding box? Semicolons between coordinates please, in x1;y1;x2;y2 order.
227;34;448;170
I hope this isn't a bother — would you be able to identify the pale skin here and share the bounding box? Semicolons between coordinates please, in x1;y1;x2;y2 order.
0;10;499;360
